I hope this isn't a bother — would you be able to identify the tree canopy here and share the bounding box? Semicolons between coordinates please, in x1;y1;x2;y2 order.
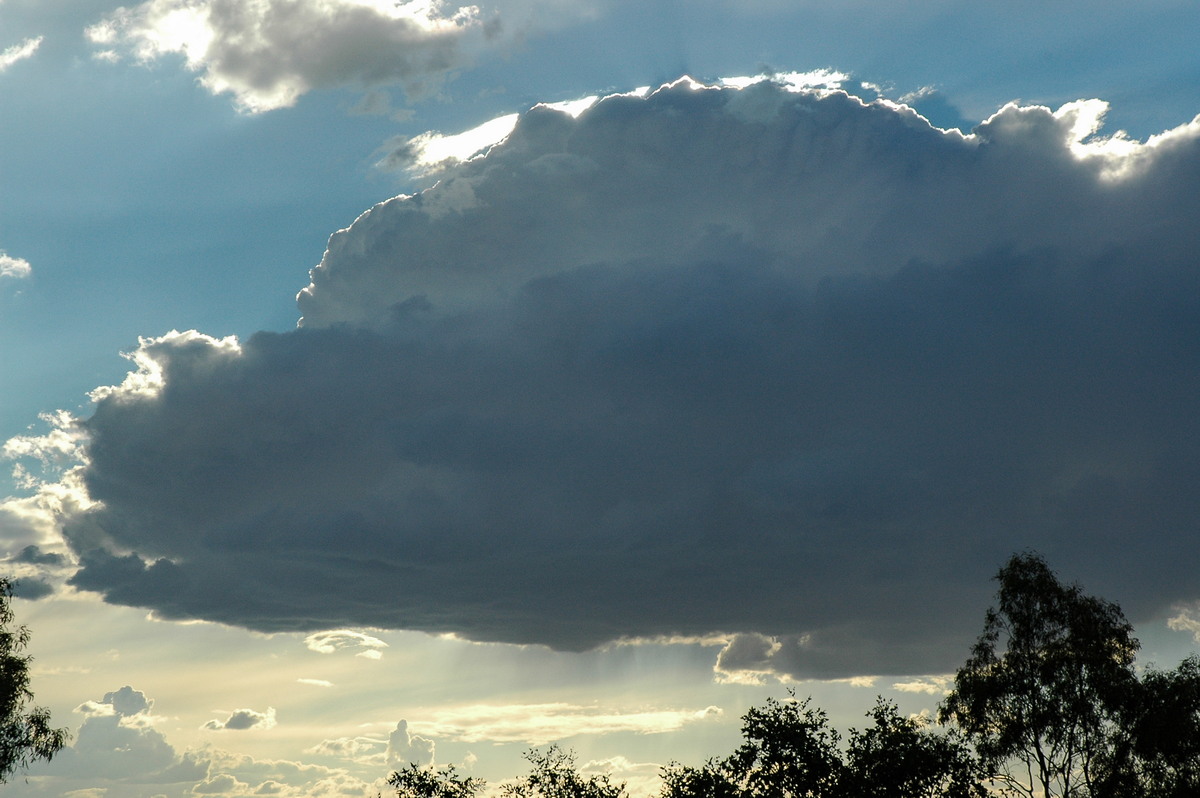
0;577;67;783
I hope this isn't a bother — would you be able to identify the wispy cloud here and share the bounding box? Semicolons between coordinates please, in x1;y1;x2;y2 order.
0;36;42;72
422;703;722;745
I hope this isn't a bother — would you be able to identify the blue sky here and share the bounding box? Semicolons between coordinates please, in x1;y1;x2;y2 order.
3;1;1200;796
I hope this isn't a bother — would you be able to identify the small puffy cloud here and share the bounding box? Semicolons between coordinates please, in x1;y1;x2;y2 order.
204;707;277;731
387;719;435;767
296;678;334;688
713;633;784;684
0;250;32;279
105;685;153;717
304;629;388;658
86;0;487;112
1167;605;1200;642
76;685;154;720
10;545;65;566
44;77;1200;679
0;36;41;71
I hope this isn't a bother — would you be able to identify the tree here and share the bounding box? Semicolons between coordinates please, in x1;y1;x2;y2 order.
938;553;1138;798
662;693;843;798
0;577;67;782
1092;655;1200;798
842;698;984;798
502;746;627;798
387;763;486;798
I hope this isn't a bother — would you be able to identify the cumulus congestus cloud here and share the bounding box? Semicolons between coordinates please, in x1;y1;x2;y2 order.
55;78;1200;678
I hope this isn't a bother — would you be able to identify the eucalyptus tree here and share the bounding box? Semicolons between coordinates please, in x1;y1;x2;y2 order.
0;577;67;783
938;553;1139;798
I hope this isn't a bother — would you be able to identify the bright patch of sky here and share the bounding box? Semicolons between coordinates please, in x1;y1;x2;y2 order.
2;0;1200;795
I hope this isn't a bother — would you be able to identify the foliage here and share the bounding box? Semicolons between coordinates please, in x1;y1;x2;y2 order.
1091;655;1200;798
843;699;984;798
0;577;68;783
387;762;486;798
729;695;844;798
663;694;981;798
501;746;627;798
662;694;843;798
661;758;742;798
938;552;1139;798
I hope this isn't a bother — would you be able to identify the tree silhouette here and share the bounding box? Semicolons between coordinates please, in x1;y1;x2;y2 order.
388;762;485;798
662;693;843;798
843;698;984;798
939;553;1139;798
502;746;627;798
1093;654;1200;797
0;577;67;782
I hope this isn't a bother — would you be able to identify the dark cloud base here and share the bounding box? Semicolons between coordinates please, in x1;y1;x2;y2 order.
62;80;1200;678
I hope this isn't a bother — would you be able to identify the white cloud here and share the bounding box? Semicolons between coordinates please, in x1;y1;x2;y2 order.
891;675;954;696
386;719;435;766
297;678;334;688
0;36;42;71
46;686;189;781
304;629;388;658
0;250;32;279
36;77;1200;679
204;706;278;731
307;734;386;762
86;0;487;112
421;703;722;745
1167;605;1200;642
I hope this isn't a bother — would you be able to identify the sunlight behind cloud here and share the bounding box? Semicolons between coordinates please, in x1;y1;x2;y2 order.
88;330;242;402
401;112;520;174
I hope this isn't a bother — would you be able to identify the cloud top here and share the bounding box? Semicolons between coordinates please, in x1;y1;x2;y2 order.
34;77;1200;678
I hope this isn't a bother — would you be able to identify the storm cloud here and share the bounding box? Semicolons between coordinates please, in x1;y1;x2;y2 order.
57;78;1200;678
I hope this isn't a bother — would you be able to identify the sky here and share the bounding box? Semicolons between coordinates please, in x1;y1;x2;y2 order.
3;0;1200;795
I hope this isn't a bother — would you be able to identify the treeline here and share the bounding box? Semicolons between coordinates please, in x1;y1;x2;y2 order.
386;553;1200;798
